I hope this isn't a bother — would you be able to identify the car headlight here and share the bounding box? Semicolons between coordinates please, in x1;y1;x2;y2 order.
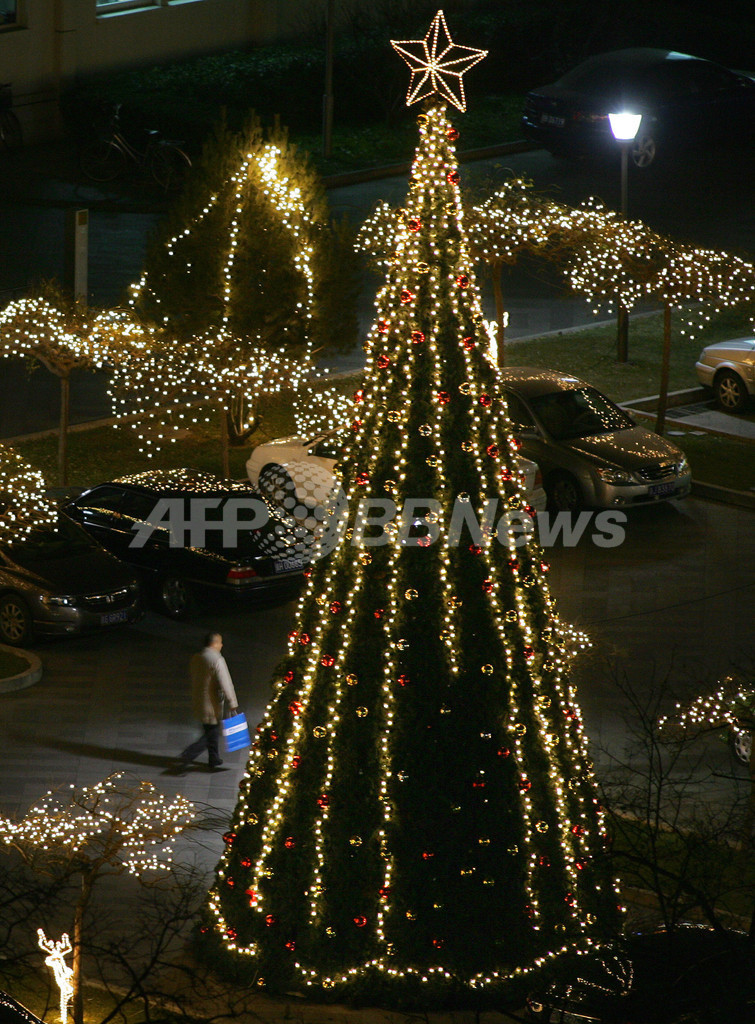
596;467;635;485
40;594;76;608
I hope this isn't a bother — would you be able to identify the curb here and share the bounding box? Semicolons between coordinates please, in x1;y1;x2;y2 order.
0;644;43;693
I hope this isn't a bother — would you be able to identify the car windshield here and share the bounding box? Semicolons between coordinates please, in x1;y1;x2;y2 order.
2;517;97;562
309;430;348;460
529;387;633;440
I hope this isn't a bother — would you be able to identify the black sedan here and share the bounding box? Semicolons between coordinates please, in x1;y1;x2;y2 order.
0;516;141;646
526;925;755;1023
0;991;45;1024
63;469;310;618
521;48;755;168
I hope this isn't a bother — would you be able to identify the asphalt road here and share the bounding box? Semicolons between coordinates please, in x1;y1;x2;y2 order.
1;496;751;834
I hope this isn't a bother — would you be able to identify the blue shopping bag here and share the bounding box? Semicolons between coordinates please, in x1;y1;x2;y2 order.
222;712;251;752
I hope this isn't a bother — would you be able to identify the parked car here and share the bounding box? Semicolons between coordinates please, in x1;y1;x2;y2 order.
0;515;141;646
62;469;309;619
695;336;755;412
498;368;691;512
0;991;45;1024
521;48;755;169
247;428;548;514
526;924;755;1022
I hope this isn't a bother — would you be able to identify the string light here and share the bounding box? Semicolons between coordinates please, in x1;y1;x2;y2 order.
0;445;58;543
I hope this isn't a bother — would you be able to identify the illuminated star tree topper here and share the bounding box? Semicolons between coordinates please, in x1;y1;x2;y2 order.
391;9;487;112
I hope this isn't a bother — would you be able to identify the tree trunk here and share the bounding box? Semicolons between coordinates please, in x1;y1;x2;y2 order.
492;262;506;367
58;375;70;487
72;871;95;1024
654;303;672;434
220;404;230;480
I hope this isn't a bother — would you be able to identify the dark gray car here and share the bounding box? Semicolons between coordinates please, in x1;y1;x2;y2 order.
0;516;141;646
499;368;691;512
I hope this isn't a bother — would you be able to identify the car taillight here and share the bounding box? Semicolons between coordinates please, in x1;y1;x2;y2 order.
226;566;258;584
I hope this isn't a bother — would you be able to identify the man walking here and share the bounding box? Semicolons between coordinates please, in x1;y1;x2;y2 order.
180;631;239;769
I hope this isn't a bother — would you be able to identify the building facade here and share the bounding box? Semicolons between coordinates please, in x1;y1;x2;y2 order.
0;0;309;140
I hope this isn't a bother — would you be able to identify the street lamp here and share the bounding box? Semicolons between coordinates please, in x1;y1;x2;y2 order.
609;111;642;362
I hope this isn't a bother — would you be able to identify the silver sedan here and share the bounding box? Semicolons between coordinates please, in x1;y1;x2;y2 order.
695;337;755;413
499;368;691;512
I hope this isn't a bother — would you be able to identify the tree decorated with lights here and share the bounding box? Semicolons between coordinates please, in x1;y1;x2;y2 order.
0;774;194;1024
0;291;135;485
0;445;58;543
209;11;620;1004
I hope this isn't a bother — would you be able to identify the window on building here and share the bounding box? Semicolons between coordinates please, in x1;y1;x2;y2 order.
0;1;18;26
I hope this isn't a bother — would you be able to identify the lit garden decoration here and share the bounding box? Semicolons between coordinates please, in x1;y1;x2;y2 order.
208;11;621;1005
0;444;57;543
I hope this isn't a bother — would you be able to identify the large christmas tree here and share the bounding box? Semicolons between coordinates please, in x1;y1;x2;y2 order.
209;11;620;1003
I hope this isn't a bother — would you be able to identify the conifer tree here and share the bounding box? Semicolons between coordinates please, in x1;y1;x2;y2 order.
209;11;620;1003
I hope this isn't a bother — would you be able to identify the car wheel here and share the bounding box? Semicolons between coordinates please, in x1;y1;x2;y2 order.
730;727;752;766
631;132;657;169
0;594;34;646
156;576;194;619
714;370;749;413
258;464;297;506
547;472;583;513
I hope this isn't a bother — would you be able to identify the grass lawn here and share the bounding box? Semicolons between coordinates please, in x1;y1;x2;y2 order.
0;649;30;678
11;311;753;494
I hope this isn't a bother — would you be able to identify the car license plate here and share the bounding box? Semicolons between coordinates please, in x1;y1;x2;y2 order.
541;113;565;126
100;609;129;625
274;557;304;574
649;481;675;496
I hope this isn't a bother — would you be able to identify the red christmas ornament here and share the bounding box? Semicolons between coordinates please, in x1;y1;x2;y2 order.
525;504;536;518
463;335;475;350
500;468;512;481
397;674;410;687
241;857;252;868
540;561;550;573
377;353;391;369
407;217;421;232
418;536;431;547
352;418;362;431
538;855;551;868
246;887;259;903
468;544;482;555
222;831;237;845
353;915;368;928
447;170;460;184
524;645;535;660
497;747;511;758
446;126;460;141
472;780;486;789
283;669;295;684
225;927;237;939
481;579;493;593
377;319;389;334
422;851;435;860
508;558;519;572
291;756;302;769
285;940;296;951
288;630;298;642
226;877;235;887
411;329;426;344
400;288;415;304
330;601;342;614
354;388;365;403
519;776;532;792
321;655;335;668
356;472;370;486
373;608;384;619
299;632;311;646
511;436;521;449
564;892;576;907
571;824;586;837
303;567;313;578
284;837;296;849
288;700;303;716
486;443;500;458
433;938;445;949
437;390;451;405
575;860;587;871
270;731;278;741
379;886;392;899
456;274;469;288
317;794;330;808
479;393;492;407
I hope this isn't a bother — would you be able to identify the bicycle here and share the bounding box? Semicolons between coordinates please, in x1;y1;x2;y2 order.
79;105;191;191
0;83;23;150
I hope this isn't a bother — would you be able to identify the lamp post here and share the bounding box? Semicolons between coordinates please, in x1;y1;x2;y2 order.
608;111;642;362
